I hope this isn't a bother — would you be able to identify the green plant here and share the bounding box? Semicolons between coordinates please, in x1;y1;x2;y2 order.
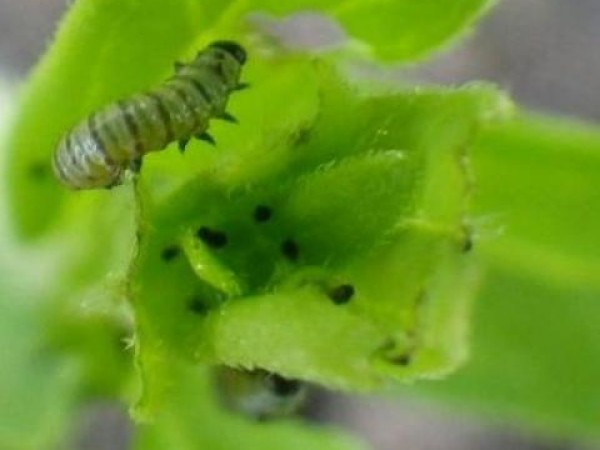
1;1;598;449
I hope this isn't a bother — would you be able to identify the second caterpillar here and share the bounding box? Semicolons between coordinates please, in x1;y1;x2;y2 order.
52;40;248;190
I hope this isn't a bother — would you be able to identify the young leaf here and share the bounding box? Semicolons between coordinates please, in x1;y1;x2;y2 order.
130;63;510;415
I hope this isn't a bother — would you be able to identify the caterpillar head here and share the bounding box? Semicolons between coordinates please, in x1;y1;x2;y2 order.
209;40;247;65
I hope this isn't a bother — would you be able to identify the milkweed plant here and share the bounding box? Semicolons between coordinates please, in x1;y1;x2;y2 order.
1;1;599;449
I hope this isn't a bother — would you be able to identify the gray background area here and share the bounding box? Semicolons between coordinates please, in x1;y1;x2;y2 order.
0;1;599;449
2;0;600;120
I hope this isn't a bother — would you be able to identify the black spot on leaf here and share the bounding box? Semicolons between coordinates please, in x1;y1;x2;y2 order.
161;245;180;262
281;239;299;261
253;205;273;222
328;284;355;305
187;297;209;315
462;235;474;253
197;226;228;249
391;353;412;366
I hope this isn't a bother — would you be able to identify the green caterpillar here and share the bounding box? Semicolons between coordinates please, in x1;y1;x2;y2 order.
52;41;247;190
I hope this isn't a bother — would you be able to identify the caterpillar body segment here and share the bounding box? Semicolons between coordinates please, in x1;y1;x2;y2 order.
52;41;247;190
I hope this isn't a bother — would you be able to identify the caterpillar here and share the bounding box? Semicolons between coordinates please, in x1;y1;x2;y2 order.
52;40;248;190
215;367;307;420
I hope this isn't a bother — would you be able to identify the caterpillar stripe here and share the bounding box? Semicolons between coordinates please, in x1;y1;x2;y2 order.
52;41;247;190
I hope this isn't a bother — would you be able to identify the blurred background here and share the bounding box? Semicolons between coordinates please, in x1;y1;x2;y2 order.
0;1;599;449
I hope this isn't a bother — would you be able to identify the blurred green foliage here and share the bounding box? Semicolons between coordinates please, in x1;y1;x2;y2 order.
1;0;598;449
412;115;600;438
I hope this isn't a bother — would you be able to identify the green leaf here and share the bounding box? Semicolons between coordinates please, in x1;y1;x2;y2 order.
130;64;510;414
252;0;495;61
331;0;496;61
475;115;600;287
407;115;600;439
0;278;78;449
0;214;134;448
